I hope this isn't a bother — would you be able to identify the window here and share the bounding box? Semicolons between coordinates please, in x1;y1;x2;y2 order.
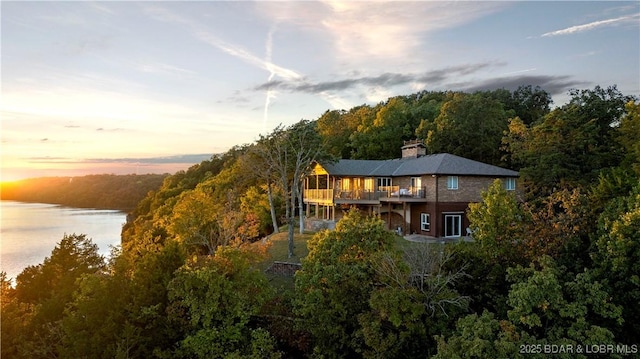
420;213;430;232
365;178;375;191
444;214;462;237
377;177;392;188
504;177;516;191
340;179;350;191
447;176;458;190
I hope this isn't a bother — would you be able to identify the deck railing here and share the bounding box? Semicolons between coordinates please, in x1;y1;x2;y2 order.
380;186;426;199
304;189;334;202
305;186;427;201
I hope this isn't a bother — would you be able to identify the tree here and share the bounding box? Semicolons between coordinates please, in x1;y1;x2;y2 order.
294;210;397;357
467;179;526;265
617;100;640;174
507;85;553;126
358;243;469;358
503;85;635;196
164;246;280;358
435;257;623;359
423;92;509;166
350;98;417;159
591;183;640;343
255;120;330;258
7;234;105;358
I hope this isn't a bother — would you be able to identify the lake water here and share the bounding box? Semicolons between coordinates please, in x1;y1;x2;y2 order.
0;200;126;282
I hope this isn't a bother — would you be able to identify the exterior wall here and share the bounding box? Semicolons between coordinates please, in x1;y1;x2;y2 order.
305;169;521;238
410;203;431;235
438;176;490;202
436;176;522;203
389;175;520;203
435;202;471;238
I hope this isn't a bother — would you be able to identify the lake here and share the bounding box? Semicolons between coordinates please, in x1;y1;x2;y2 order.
0;200;127;282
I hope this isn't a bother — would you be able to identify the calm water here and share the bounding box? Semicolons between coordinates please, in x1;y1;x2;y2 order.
0;200;126;282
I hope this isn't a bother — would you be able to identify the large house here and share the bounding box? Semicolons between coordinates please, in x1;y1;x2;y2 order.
303;141;520;238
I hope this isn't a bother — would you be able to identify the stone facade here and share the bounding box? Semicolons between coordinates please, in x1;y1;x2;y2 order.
265;261;302;277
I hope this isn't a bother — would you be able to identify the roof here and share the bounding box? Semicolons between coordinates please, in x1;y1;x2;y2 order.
319;153;519;177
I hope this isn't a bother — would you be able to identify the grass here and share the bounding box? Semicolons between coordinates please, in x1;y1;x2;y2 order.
253;228;313;270
254;229;314;289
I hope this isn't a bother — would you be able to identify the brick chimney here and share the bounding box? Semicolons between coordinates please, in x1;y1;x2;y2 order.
401;140;426;159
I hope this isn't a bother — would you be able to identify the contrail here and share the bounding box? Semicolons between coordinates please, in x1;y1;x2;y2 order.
263;23;278;133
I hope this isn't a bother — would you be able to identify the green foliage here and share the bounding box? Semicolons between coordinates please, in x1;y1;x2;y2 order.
5;85;639;358
4;234;105;358
617;100;640;174
467;179;526;264
504;85;636;197
423;92;509;165
591;183;640;342
294;210;396;356
358;244;469;358
436;257;623;359
434;310;519;359
350;98;417;159
164;246;279;358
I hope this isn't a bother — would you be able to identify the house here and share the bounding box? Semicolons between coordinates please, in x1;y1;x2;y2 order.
303;140;520;238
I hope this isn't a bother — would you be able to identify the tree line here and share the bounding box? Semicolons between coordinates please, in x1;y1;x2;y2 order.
1;85;639;358
1;174;168;211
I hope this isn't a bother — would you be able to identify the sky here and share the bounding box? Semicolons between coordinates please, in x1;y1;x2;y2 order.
2;1;639;181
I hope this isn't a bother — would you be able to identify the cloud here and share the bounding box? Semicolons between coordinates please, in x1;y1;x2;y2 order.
137;61;196;76
541;13;640;37
144;5;302;82
26;154;213;165
257;1;509;64
254;62;501;94
459;75;588;95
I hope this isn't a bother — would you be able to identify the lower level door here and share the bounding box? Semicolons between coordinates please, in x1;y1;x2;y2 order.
444;214;462;237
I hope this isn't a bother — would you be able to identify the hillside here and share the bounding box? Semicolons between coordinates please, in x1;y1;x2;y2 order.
0;173;168;211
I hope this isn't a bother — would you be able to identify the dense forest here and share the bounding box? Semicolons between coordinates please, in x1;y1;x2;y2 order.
2;85;639;358
1;174;168;211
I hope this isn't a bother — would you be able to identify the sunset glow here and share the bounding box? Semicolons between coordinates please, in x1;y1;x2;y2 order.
2;1;639;180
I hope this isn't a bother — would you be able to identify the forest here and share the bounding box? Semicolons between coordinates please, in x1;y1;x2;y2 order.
1;85;639;358
1;174;168;211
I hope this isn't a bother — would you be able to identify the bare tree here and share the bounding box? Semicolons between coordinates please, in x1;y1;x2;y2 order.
375;242;470;317
253;120;330;257
246;144;281;234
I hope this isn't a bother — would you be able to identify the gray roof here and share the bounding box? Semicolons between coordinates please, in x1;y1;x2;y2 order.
320;153;518;177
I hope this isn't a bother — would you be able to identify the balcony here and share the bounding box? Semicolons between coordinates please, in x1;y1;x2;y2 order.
304;189;334;204
379;186;427;202
304;186;427;204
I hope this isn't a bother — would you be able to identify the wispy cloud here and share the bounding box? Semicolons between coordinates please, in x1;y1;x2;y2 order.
144;5;301;82
541;13;640;37
257;1;509;65
137;62;196;76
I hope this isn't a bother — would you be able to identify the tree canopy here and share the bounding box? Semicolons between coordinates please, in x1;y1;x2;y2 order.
2;84;639;358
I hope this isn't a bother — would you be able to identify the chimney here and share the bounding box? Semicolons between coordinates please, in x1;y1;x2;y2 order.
401;139;426;159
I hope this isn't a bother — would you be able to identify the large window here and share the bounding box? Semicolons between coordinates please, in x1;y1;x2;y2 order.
504;177;516;191
411;176;422;188
377;177;392;188
420;213;430;232
340;179;350;191
447;176;458;190
444;214;462;237
365;178;375;191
